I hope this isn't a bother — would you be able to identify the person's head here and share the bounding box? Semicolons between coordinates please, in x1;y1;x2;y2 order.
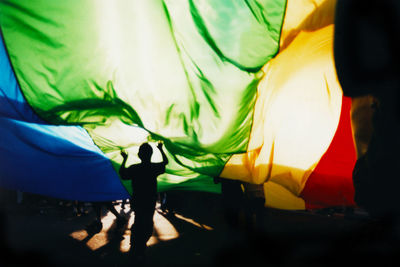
138;143;153;162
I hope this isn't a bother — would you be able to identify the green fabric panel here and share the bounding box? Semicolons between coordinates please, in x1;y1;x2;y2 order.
0;0;286;193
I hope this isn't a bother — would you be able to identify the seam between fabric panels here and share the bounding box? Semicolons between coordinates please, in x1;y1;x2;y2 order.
243;0;288;153
0;30;35;122
81;126;131;197
0;26;131;197
276;0;288;55
216;0;288;178
0;28;51;125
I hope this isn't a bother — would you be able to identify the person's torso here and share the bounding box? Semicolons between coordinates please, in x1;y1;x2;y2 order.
130;163;163;204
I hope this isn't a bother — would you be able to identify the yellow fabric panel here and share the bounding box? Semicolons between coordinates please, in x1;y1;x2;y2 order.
280;0;337;50
263;181;305;210
221;25;343;208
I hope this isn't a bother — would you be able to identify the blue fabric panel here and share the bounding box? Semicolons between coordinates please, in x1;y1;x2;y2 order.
0;35;129;201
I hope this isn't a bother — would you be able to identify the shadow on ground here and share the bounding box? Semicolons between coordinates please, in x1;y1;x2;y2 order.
1;189;400;266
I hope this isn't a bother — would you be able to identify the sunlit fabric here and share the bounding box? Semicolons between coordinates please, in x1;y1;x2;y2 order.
0;0;287;194
220;0;356;209
220;25;345;209
0;0;358;209
0;36;129;201
301;96;356;209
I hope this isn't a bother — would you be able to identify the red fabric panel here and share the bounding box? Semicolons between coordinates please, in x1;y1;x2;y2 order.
301;96;357;209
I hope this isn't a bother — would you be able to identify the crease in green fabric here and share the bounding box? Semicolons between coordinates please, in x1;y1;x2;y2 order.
36;80;144;127
162;1;201;124
245;0;277;33
0;0;287;194
188;0;259;72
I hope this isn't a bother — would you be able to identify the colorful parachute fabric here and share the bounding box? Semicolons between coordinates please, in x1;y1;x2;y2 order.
0;0;357;209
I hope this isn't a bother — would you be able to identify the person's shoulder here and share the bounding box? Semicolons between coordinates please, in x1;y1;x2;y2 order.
127;163;141;170
153;162;167;167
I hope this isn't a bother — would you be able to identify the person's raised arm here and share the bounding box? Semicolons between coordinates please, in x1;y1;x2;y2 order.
119;150;129;180
157;142;169;165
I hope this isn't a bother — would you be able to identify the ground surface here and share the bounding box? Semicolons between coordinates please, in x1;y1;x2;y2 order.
1;189;400;266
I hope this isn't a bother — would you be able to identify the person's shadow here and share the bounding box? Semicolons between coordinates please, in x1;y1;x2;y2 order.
91;217;132;265
77;205;134;264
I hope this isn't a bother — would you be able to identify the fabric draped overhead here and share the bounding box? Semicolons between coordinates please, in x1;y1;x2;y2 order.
0;0;356;209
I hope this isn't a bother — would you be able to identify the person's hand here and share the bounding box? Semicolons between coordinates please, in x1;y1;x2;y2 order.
157;141;163;150
121;150;128;159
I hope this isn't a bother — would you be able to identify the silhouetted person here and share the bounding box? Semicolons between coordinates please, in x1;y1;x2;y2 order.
86;201;127;234
119;142;168;259
243;182;265;233
335;0;400;218
121;198;130;210
158;192;168;213
16;190;23;204
214;177;244;229
72;200;85;216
